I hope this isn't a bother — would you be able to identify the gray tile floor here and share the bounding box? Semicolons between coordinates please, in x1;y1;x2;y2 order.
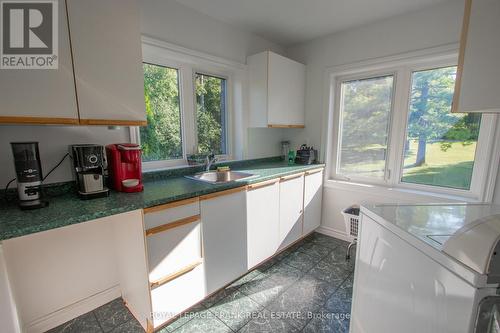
46;232;354;333
47;298;144;333
160;232;354;333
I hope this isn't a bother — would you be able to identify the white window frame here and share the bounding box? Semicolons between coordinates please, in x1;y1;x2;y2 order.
134;60;188;169
334;70;398;185
192;70;230;156
132;38;236;171
326;47;500;201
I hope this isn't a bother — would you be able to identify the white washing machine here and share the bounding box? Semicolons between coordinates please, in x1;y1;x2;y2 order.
351;203;500;333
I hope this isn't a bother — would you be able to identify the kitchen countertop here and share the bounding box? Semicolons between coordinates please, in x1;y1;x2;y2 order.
0;161;324;241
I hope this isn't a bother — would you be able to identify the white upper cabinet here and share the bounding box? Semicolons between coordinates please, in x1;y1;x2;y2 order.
0;0;79;125
453;0;500;113
66;0;146;125
248;51;306;128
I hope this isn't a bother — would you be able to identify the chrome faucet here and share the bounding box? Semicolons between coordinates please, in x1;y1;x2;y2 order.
205;153;217;171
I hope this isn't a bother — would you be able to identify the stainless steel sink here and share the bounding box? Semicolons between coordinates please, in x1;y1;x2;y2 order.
185;171;256;184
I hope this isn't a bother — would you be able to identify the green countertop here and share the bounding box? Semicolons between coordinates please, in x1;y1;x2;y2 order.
0;161;324;241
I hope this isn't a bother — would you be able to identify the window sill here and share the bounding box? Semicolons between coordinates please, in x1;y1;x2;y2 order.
142;156;233;173
324;178;482;203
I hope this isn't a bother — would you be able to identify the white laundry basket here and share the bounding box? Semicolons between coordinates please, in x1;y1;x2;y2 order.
341;205;360;260
342;205;360;241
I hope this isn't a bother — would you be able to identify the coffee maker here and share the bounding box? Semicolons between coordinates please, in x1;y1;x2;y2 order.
10;142;48;209
70;144;109;199
106;144;143;192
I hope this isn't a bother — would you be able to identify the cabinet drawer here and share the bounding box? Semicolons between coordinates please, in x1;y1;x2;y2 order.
151;264;206;328
147;218;202;285
144;197;200;230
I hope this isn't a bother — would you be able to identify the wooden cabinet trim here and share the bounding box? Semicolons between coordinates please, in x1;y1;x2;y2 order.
452;0;472;113
267;124;305;128
143;197;199;214
0;116;79;125
145;215;200;236
246;178;279;191
199;186;246;201
150;260;203;289
79;119;147;126
280;173;304;182
146;319;154;333
305;168;324;176
0;117;147;126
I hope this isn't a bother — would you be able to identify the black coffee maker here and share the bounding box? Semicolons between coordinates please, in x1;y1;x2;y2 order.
70;144;109;199
10;142;48;209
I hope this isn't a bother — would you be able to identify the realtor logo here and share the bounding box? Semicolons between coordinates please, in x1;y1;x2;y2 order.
1;0;58;69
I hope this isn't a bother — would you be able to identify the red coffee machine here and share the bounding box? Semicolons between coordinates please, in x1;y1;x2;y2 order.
106;143;144;192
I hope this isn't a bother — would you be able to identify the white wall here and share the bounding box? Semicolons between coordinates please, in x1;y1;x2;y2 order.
284;0;500;239
140;0;289;160
286;0;465;155
0;0;287;187
0;126;130;186
139;0;285;64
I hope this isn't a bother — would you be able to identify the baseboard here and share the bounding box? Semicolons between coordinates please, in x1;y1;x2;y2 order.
316;225;353;243
25;285;121;333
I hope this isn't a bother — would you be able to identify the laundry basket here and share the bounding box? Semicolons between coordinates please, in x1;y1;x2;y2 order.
341;205;360;260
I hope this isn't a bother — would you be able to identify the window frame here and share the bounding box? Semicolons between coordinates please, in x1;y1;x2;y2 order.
327;50;499;201
334;70;398;185
132;42;234;171
192;70;230;156
138;61;187;169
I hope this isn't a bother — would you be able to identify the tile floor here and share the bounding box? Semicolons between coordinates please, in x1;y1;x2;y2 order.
47;232;354;333
47;298;144;333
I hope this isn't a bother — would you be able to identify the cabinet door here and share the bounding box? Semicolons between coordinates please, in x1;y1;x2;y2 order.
351;215;476;333
0;0;78;125
247;51;269;128
453;0;500;113
278;174;304;250
150;264;206;328
246;180;280;269
66;0;146;125
303;169;323;235
268;52;305;126
201;189;247;294
0;245;20;333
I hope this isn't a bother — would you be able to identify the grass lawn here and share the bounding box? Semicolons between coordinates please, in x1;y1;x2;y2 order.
402;141;477;190
340;141;477;190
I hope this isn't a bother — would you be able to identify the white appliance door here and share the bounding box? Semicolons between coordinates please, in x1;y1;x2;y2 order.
352;214;477;333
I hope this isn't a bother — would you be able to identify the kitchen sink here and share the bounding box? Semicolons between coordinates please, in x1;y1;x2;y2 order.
185;171;256;184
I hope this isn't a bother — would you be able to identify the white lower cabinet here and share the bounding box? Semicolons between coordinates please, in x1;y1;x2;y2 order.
1;210;151;332
246;180;280;269
143;198;205;329
303;169;324;235
0;244;21;333
278;174;305;250
201;189;248;294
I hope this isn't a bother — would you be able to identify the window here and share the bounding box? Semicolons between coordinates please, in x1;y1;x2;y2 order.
401;66;482;190
338;75;394;180
195;73;227;155
141;63;183;162
330;53;498;199
135;44;234;169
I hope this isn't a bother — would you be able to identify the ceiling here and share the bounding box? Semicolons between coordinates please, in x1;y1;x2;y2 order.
175;0;458;46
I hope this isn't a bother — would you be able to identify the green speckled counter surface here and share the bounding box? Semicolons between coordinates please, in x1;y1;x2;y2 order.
0;161;324;241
